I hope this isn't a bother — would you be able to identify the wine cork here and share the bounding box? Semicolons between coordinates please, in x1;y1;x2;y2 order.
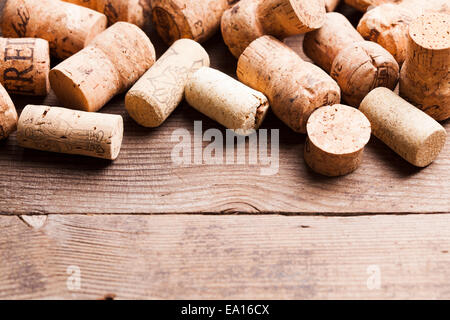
303;12;399;106
344;0;399;12
185;67;270;134
62;0;151;28
221;0;326;58
304;104;371;176
0;38;50;96
17;105;124;160
399;13;450;121
125;39;210;127
357;0;450;64
237;36;341;133
326;0;341;12
1;0;107;59
360;88;447;167
0;84;18;140
150;0;237;45
49;22;155;112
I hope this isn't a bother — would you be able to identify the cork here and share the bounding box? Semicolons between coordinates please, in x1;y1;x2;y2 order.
360;88;447;167
0;83;18;140
237;36;341;133
0;38;50;96
399;13;450;121
49;22;155;112
304;104;371;176
125;39;210;128
17;105;124;160
62;0;151;28
221;0;326;58
344;0;399;12
185;67;270;134
1;0;107;59
303;12;399;106
150;0;237;45
325;0;341;12
357;0;450;64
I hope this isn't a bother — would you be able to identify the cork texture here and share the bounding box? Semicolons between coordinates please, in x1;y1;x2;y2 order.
17;105;124;160
344;0;400;12
126;39;210;127
304;104;371;177
63;0;150;27
0;83;18;140
237;36;341;133
1;0;108;59
399;13;450;121
304;12;399;106
185;67;270;134
360;88;447;167
49;22;156;112
222;0;326;58
304;12;363;73
0;38;50;96
357;0;450;64
151;0;236;44
331;40;399;106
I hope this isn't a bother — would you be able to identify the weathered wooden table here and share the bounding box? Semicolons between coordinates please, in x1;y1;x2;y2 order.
1;4;449;299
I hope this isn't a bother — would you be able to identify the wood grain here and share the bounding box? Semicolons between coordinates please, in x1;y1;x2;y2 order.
1;214;450;299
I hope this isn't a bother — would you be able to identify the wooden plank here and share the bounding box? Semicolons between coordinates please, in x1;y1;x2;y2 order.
1;214;450;299
0;6;449;215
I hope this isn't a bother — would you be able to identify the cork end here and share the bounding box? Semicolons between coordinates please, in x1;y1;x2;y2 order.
110;116;124;161
151;3;192;44
49;69;90;112
304;104;371;177
290;0;326;30
307;105;371;155
414;129;447;167
125;91;165;128
409;13;450;50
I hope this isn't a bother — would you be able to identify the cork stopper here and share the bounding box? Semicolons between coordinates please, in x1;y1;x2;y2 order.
126;39;210;127
304;12;399;106
222;0;326;58
409;13;450;50
50;22;155;112
151;0;233;44
185;67;270;133
0;84;18;140
0;38;50;96
331;40;399;106
357;4;415;64
304;12;364;73
360;87;447;167
237;36;341;133
257;0;326;37
17;105;124;160
63;0;149;27
399;12;450;121
1;0;107;59
304;104;371;176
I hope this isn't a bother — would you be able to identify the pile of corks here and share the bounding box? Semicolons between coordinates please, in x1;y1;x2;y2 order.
0;0;448;176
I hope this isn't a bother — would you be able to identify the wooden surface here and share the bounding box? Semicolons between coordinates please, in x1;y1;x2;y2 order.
2;214;450;299
1;2;449;299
